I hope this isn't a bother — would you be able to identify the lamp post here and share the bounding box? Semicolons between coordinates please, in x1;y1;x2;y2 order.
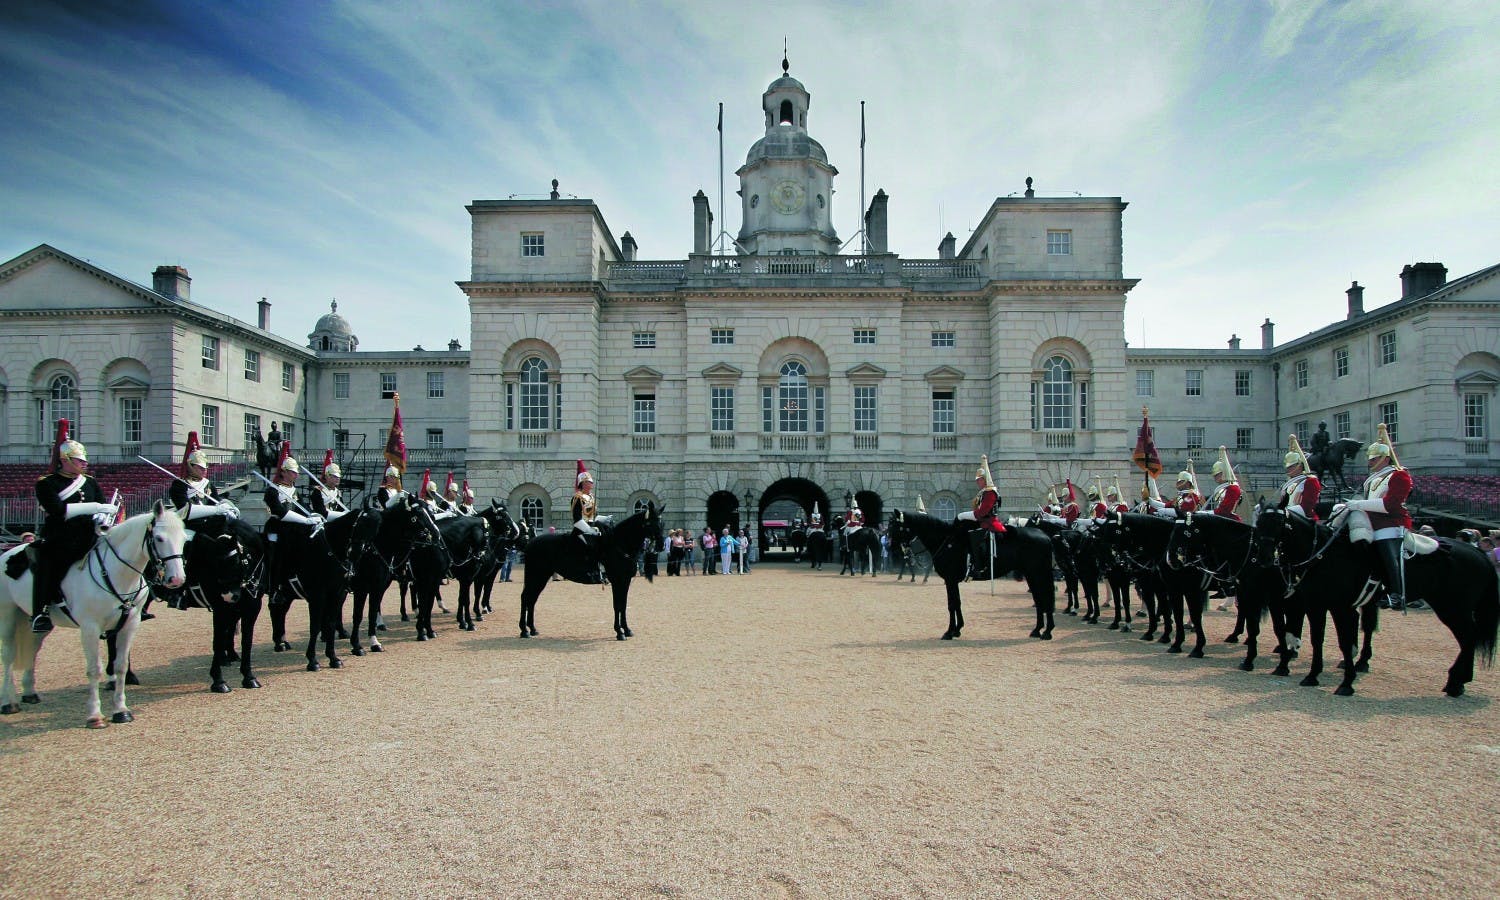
844;489;853;510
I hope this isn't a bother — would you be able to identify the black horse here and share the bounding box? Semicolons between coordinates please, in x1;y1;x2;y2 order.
1254;506;1499;696
251;430;277;481
1094;514;1206;655
887;510;1056;640
1308;437;1362;493
346;497;431;654
434;513;492;632
805;528;832;570
789;528;808;561
268;507;377;670
473;502;523;619
517;503;664;640
835;520;881;577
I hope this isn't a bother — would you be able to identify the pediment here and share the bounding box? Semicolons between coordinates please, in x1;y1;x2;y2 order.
845;363;888;380
0;246;172;314
1456;370;1500;390
700;362;743;379
107;375;151;391
924;365;966;384
622;365;664;383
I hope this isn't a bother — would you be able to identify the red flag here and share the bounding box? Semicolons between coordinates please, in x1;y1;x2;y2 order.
384;393;407;477
115;500;127;526
181;431;202;476
49;418;70;471
1131;407;1162;478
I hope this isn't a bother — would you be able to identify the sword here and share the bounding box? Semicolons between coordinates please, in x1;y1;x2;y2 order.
251;470;317;520
137;455;222;504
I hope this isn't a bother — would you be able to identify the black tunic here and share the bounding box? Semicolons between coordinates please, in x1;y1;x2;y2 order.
36;472;106;566
310;488;348;517
169;477;221;514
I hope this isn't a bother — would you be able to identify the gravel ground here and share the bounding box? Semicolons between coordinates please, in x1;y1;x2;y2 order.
2;563;1497;899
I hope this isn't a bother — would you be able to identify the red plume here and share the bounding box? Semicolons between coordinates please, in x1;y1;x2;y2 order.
322;449;335;472
276;439;291;468
181;431;202;476
1065;478;1078;504
462;479;471;498
1132;407;1163;478
444;472;455;494
419;468;431;496
49;418;70;471
576;459;588;480
383;393;406;477
115;500;127;526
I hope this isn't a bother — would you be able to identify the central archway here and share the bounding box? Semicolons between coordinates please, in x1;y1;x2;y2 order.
755;477;831;557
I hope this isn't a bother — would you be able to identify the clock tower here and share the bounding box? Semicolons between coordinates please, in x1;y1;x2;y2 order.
735;59;841;256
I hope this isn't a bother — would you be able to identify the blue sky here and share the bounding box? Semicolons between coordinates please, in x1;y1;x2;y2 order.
2;0;1496;352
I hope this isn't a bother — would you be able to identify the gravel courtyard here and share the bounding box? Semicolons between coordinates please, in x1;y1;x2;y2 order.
2;563;1497;899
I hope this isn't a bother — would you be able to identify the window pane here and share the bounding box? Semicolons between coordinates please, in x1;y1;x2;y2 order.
333;372;349;399
380;372;397;399
1464;393;1488;439
244;349;260;381
1379;402;1399;442
1334;411;1351;439
201;404;218;446
1136;369;1154;397
633;394;656;434
521;233;545;257
1185;369;1202;396
520;357;549;430
121;398;142;444
853;386;877;432
243;413;260;450
853;328;876;345
520;496;544;531
282;362;295;392
931;330;955;348
711;387;735;432
632;331;656;349
1236;428;1253;452
1041;356;1073;429
1235;370;1251;396
426;428;444;449
1335;348;1349;378
778;361;808;433
1046;230;1072;255
1186;426;1204;450
427;371;444;398
932;390;955;434
710;328;735;345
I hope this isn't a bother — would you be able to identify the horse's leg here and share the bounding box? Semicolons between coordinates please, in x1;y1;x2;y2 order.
1240;601;1261;672
1167;587;1186;653
944;580;963;640
305;594;323;671
1300;608;1327;687
350;586;367;655
459;579;473;631
1187;589;1208;658
270;597;292;652
79;623;108;728
240;594;262;688
0;610;30;713
1354;604;1376;673
110;616;141;723
334;588;349;640
399;578;411;621
322;591;343;668
1138;582;1157;640
1331;607;1360;696
613;580;630;640
368;579;387;651
210;602;231;693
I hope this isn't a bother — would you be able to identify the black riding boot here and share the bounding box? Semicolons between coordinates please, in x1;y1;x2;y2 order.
967;530;991;581
575;531;606;584
30;550;56;633
1375;537;1406;611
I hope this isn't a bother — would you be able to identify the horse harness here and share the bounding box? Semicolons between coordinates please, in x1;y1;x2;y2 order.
78;513;184;637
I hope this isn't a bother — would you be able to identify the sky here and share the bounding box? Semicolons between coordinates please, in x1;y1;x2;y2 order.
2;0;1497;352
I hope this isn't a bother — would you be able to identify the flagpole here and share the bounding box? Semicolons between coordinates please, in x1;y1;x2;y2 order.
717;101;725;255
859;100;867;256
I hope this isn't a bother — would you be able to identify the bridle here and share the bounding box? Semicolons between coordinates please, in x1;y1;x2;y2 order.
88;508;184;607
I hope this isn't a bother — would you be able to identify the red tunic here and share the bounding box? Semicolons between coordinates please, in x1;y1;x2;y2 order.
1092;501;1108;519
1363;467;1413;531
1209;482;1242;520
1171;491;1202;515
1061;502;1081;525
974;488;1005;533
1278;474;1321;520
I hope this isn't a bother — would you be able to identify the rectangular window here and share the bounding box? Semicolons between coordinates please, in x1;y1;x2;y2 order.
282;362;295;392
1379;402;1399;442
505;383;515;430
1136;369;1154;397
520;378;547;430
380;373;397;399
1295;420;1309;446
1334;411;1351;440
710;328;735;345
711;387;735;432
853;386;877;432
813;387;825;433
1079;381;1089;430
1236;427;1253;452
201;404;219;446
243;414;263;450
931;390;956;434
426;428;444;450
1335;347;1349;378
553;381;563;431
201;335;219;370
632;331;656;349
427;371;444;398
120;398;142;445
1464;393;1487;440
281;422;295;447
333;372;349;400
521;232;545;257
761;386;773;433
1046;229;1072;255
1185;426;1204;450
633;394;657;434
1030;382;1039;431
334;429;349;455
1294;360;1308;390
853;328;877;345
1379;331;1397;365
931;330;956;348
1235;370;1251;397
244;349;260;382
1185;369;1202;397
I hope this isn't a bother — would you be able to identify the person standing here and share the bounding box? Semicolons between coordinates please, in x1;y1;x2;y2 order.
701;527;716;575
719;527;735;575
30;420;114;633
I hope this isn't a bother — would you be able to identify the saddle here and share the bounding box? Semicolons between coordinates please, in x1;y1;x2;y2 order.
1404;531;1440;557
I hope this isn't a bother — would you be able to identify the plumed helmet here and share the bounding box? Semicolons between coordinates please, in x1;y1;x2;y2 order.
1176;470;1193;484
576;459;593;486
59;439;87;462
463;481;475;501
186;450;208;469
1366;441;1391;460
181;431;204;475
1087;484;1100;501
322;449;340;478
279;455;300;473
1283;450;1304;468
1105;483;1121;499
384;464;400;480
1211;446;1236;483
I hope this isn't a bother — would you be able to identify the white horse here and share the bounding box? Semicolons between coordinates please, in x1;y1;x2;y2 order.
0;501;187;728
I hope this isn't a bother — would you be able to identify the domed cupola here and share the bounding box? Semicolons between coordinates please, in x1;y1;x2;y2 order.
308;299;359;352
735;54;840;256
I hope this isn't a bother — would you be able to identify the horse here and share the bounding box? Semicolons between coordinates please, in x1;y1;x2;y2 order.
267;506;377;670
805;528;832;570
473;501;522;618
1254;506;1498;696
838;520;880;577
891;529;924;582
887;510;1056;640
517;503;664;640
251;431;277;481
789;528;808;562
347;498;430;655
0;502;187;728
1307;437;1362;494
1093;514;1206;655
433;513;492;632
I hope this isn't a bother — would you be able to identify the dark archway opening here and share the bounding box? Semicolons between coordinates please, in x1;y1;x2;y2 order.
753;477;830;556
779;99;794;125
706;490;741;536
854;489;884;527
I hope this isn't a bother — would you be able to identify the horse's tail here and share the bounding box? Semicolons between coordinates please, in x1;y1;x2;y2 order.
1476;565;1499;668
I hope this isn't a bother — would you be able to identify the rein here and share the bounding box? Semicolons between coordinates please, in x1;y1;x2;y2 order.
86;514;182;615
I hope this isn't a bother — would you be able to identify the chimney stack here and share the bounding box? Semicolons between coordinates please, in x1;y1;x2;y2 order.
1400;262;1447;300
1228;334;1241;350
153;265;190;301
1261;318;1275;350
938;232;956;260
448;339;462;351
620;231;638;262
864;189;889;253
1346;281;1364;319
692;191;713;254
257;297;271;330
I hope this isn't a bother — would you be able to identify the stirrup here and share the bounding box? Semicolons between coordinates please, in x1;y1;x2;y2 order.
1351;577;1381;610
31;613;54;634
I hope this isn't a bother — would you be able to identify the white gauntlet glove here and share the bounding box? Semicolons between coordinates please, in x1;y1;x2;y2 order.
1153;507;1176;520
65;502;112;519
1347;499;1387;513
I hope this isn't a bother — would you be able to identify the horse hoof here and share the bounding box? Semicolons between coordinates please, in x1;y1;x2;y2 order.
1334;685;1355;697
1299;675;1319;687
0;703;19;715
1444;684;1465;698
370;644;383;653
1239;659;1255;672
1139;632;1153;641
1272;666;1290;677
417;633;428;642
307;661;320;672
623;628;634;638
1168;645;1183;654
352;647;365;656
1189;648;1204;659
111;710;133;724
329;658;343;669
1355;661;1370;673
86;716;108;729
941;632;956;640
1064;609;1076;616
211;682;231;694
616;633;626;641
425;629;436;639
1107;622;1120;631
519;632;529;639
528;628;538;637
1224;635;1240;644
376;623;388;632
243;677;261;689
1028;628;1042;638
1120;625;1131;633
21;693;40;704
1041;632;1053;641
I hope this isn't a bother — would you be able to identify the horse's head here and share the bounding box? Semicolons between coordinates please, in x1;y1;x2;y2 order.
152;500;188;589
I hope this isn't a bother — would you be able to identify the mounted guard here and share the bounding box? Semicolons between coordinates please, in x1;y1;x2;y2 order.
1198;446;1243;520
1278;433;1321;520
458;480;477;517
309;449;350;522
168;430;238;524
1334;423;1418;611
571;460;607;584
30;420;116;633
263;442;323;603
957;454;1005;579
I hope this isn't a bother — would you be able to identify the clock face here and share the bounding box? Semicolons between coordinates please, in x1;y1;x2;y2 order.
771;180;806;215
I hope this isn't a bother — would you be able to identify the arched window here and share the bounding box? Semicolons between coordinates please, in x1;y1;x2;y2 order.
519;357;550;430
778;361;808;433
634;497;652;515
932;495;959;521
1041;356;1074;429
779;99;794;125
46;374;79;440
520;496;545;532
